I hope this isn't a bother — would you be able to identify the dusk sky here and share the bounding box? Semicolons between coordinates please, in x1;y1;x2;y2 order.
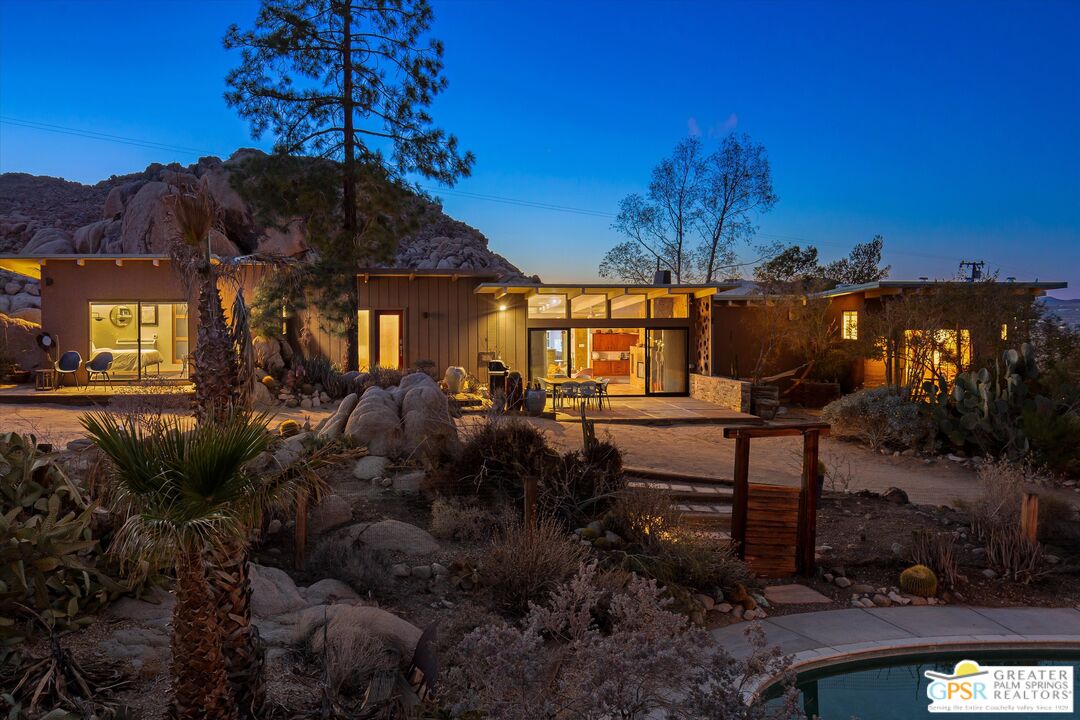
1;0;1077;297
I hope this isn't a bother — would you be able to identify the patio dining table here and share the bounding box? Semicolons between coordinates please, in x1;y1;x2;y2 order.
539;376;611;410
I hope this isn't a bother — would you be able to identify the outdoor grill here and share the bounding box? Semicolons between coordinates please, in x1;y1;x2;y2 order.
488;359;509;396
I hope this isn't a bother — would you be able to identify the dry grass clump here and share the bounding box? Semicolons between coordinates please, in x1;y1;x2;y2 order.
309;625;395;696
429;497;510;543
907;529;959;589
964;460;1049;583
481;516;587;615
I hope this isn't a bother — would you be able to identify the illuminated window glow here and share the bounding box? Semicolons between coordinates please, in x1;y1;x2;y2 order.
842;311;858;340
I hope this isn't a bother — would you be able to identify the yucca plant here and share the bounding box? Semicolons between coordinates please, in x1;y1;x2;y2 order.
81;409;273;720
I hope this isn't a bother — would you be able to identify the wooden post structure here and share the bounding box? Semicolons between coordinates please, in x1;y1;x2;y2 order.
797;429;820;577
294;487;308;570
1020;492;1039;542
524;476;538;532
731;435;751;558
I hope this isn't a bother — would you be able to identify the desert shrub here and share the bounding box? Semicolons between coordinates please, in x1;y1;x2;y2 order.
481;516;587;615
906;529;958;588
411;358;438;378
603;491;755;596
0;433;123;666
540;441;627;528
367;365;402;389
823;387;930;450
429;497;510;543
1036;494;1080;545
434;417;557;501
1023;408;1080;476
965;461;1050;582
306;534;392;594
441;562;800;720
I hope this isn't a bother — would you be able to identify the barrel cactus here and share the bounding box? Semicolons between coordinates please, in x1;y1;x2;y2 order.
899;564;938;597
261;375;276;392
278;419;300;437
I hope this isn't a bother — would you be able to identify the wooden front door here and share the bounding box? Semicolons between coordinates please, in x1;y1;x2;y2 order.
373;310;404;370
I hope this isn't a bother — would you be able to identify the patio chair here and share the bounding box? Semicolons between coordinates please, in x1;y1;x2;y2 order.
577;380;600;410
86;352;114;387
559;380;580;410
55;351;83;388
597;378;612;410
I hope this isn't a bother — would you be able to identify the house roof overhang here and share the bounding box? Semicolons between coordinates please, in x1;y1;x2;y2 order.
0;254;173;280
812;280;1069;300
474;281;731;300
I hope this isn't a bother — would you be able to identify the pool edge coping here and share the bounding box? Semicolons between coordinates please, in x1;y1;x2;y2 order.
744;630;1080;701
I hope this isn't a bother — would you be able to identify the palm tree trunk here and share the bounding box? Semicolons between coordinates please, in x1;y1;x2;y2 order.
208;542;265;720
193;263;239;420
172;549;238;720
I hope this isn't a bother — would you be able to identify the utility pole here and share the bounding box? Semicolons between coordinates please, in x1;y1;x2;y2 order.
959;260;985;282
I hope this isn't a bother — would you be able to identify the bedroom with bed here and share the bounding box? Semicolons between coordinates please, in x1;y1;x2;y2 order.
88;301;189;379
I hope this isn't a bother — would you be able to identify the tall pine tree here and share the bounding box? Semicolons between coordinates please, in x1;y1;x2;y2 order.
225;0;473;369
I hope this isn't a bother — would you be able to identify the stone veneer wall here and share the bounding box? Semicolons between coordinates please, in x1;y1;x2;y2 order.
690;373;751;414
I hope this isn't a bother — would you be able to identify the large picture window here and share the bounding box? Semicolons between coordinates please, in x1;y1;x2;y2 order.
89;301;187;379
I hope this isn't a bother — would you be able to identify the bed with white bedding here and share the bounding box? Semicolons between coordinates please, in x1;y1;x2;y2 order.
92;337;163;373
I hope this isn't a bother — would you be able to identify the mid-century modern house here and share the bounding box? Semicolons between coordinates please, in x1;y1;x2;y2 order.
0;254;1066;411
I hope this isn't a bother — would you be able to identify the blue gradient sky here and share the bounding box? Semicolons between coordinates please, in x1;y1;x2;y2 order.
1;0;1077;296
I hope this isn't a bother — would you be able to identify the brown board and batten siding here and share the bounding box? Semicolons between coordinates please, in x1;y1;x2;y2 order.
357;273;526;378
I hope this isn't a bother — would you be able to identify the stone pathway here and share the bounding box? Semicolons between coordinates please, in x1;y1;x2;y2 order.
713;606;1080;689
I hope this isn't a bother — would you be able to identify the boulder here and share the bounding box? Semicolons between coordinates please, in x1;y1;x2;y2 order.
72;219;112;253
399;371;436;392
308;494;353;537
22;227;74;254
300;578;359;606
99;626;170;670
257;218;308;257
353;455;389;480
318;392;360;440
0;313;43;370
252;380;275;406
8;292;38;313
10;307;41;325
274;603;422;658
253;335;284;374
883;487;910;505
342;519;440;556
250;563;307;618
103;180;147;218
119;181;176;253
4;281;21;295
102;586;175;629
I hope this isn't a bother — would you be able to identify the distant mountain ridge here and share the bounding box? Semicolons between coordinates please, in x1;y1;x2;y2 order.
1041;296;1080;329
0;150;533;281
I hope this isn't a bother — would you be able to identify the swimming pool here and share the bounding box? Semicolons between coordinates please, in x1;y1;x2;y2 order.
765;650;1080;719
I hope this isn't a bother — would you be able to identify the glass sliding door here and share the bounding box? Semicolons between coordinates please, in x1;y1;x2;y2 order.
88;301;187;380
528;329;569;381
374;310;403;369
646;328;688;394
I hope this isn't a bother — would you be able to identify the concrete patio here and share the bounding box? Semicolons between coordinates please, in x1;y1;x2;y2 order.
714;605;1080;689
0;381;194;405
550;395;762;425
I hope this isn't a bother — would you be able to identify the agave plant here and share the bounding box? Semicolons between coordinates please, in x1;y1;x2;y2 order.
81;409;273;720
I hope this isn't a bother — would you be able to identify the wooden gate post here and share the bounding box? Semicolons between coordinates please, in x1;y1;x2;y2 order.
797;429;820;577
731;435;750;559
1020;492;1039;542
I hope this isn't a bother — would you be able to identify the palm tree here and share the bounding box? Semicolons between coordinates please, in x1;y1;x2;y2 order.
82;409;272;720
167;184;240;420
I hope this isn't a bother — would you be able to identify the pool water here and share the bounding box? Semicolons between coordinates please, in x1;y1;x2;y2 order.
765;650;1080;719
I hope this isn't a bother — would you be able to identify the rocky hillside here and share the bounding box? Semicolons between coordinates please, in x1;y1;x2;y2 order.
0;150;531;280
